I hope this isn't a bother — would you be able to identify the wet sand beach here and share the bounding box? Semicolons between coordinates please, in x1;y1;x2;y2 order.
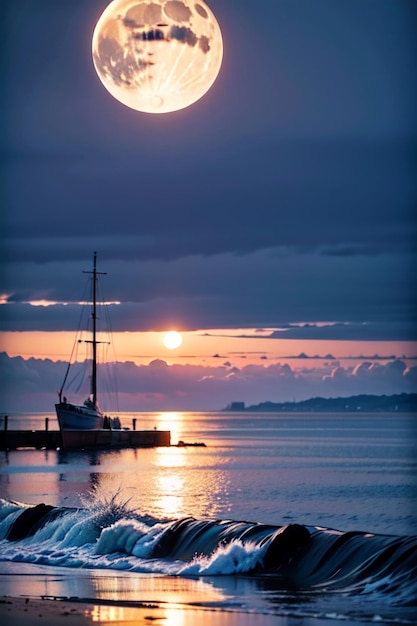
0;594;367;626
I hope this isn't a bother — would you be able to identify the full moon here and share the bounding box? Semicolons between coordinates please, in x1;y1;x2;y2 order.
163;330;183;349
92;0;223;114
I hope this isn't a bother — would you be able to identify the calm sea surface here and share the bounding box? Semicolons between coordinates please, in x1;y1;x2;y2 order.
1;411;416;534
0;411;416;625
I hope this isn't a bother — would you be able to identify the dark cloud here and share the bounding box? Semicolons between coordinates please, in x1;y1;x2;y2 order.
268;322;417;342
1;0;416;344
3;140;416;257
0;248;416;340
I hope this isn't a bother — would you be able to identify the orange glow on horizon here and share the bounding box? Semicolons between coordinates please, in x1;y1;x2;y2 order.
1;329;416;371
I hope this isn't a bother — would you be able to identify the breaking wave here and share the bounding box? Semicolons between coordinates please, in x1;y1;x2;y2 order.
0;495;416;621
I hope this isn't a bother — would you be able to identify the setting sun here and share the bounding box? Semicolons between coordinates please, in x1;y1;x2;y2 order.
163;331;183;350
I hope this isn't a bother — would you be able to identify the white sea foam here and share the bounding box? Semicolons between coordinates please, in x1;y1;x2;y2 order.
95;517;159;557
179;539;264;575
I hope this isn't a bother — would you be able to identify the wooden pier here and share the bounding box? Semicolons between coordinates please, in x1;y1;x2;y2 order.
0;426;171;451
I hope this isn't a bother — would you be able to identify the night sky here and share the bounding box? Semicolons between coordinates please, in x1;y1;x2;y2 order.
1;0;416;411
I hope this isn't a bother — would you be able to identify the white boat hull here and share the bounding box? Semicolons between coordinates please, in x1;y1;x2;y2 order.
55;403;104;430
55;254;119;440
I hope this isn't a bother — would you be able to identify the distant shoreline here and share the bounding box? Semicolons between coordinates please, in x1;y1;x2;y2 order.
225;393;417;413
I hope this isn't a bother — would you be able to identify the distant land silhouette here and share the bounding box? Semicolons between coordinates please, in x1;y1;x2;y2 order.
225;393;417;413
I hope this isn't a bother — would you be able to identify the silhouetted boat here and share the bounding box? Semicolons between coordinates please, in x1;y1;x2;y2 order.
177;440;206;447
55;252;120;433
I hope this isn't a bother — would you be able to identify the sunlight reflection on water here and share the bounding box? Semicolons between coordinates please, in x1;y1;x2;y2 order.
1;412;416;533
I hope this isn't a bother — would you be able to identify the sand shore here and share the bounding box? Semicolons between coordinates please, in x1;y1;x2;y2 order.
0;594;371;626
1;595;244;626
0;595;291;626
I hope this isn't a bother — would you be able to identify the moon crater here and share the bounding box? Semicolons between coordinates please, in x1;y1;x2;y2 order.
92;0;223;114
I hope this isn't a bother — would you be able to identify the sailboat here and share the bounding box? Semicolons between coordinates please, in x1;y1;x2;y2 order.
55;252;119;432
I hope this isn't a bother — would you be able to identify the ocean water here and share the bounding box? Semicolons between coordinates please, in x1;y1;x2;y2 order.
0;411;416;625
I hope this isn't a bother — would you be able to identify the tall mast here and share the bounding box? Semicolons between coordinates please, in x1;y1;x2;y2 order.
92;252;98;404
84;252;106;406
